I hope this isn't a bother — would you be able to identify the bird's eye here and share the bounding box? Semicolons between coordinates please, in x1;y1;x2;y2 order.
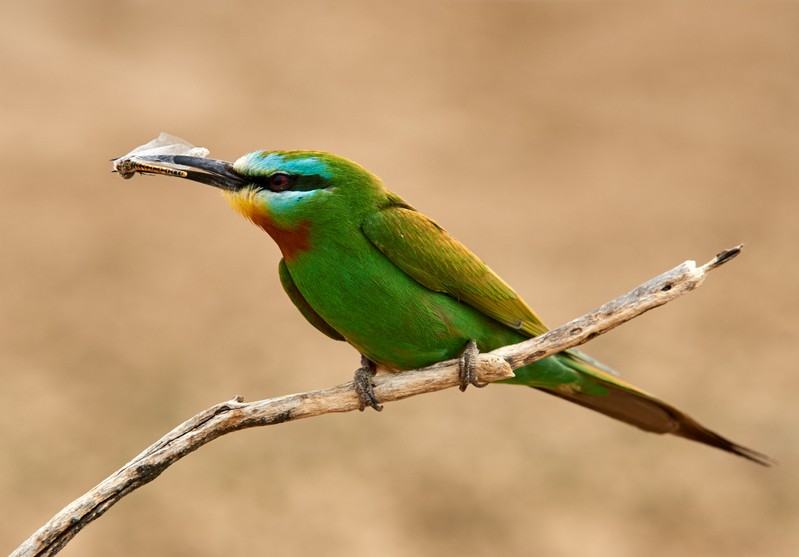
268;173;292;192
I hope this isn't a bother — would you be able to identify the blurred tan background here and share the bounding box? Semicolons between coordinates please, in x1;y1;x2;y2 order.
2;1;797;556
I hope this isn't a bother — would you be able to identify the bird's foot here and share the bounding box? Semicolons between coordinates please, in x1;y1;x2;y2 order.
459;340;487;391
354;356;383;412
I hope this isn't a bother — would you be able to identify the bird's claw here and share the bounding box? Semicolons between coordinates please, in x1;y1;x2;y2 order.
354;356;383;412
459;339;487;391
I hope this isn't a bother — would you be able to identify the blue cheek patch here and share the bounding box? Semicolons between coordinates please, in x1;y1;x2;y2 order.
257;189;329;224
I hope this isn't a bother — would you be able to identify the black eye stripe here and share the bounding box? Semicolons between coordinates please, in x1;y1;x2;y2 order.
251;173;331;192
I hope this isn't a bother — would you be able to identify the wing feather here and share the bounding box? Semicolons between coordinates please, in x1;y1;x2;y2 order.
362;205;548;337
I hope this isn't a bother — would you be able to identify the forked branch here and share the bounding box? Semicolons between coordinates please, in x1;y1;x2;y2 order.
11;246;743;557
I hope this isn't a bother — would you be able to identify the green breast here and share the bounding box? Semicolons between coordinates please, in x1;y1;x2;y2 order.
285;230;525;370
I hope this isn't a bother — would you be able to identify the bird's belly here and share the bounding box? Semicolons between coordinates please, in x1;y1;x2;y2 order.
287;250;524;371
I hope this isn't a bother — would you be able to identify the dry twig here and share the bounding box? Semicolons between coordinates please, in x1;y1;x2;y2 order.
11;246;742;557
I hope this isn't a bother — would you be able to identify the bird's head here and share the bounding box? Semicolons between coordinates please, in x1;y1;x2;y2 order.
120;150;385;259
227;150;382;229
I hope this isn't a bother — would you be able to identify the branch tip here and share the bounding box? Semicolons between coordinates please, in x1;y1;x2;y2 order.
706;244;743;271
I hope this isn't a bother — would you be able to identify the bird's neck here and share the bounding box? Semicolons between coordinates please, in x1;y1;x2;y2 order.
224;191;310;261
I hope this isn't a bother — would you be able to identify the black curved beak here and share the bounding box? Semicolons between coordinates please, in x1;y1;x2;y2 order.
114;155;249;191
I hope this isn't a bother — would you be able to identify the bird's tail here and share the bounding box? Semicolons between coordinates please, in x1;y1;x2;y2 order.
535;350;774;466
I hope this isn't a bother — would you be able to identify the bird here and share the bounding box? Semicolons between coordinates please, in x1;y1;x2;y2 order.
117;148;772;465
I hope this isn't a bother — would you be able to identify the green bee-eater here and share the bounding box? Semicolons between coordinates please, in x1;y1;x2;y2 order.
118;149;771;465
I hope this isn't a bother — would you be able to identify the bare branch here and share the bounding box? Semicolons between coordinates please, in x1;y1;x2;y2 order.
11;245;742;557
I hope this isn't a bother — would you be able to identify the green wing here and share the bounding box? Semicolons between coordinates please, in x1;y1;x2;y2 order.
362;204;773;465
278;259;345;341
362;204;548;337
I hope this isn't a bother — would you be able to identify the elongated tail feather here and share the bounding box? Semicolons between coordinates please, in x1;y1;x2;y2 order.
537;353;775;466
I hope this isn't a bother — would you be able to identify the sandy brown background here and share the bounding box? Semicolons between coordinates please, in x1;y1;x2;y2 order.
2;1;797;556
